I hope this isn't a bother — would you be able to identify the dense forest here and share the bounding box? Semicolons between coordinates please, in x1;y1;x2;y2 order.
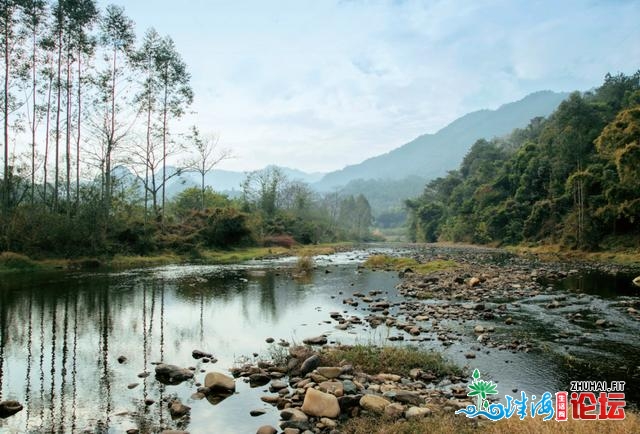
0;1;375;259
407;72;640;250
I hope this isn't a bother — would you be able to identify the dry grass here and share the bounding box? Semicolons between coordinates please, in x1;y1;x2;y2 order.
342;409;640;434
295;254;315;273
0;251;39;271
508;244;640;267
320;345;462;378
364;254;458;274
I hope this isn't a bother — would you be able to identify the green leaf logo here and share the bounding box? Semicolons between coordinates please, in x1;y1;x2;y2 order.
467;369;499;410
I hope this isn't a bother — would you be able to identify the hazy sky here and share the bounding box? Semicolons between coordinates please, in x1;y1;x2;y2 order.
108;0;640;173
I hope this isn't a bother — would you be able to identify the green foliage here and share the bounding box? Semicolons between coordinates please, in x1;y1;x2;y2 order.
321;345;462;378
407;71;640;250
171;187;231;219
0;252;38;270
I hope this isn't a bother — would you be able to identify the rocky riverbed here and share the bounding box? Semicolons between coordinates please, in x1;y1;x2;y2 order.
1;244;639;433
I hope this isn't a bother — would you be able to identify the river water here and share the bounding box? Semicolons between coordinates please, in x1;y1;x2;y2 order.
0;247;638;433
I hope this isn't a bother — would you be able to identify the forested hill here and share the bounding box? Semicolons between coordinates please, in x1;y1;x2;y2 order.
315;90;568;190
407;72;640;250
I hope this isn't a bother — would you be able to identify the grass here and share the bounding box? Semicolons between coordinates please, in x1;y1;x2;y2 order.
364;254;458;274
0;251;40;271
341;407;640;434
295;254;315;274
0;242;354;273
508;244;640;267
320;345;462;378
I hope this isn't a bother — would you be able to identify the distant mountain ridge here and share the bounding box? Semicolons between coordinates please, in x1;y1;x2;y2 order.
165;164;325;198
314;90;569;190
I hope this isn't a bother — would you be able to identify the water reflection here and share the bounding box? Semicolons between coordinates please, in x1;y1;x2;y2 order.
0;260;638;432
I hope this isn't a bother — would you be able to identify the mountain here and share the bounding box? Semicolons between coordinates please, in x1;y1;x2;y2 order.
165;165;325;198
314;90;569;190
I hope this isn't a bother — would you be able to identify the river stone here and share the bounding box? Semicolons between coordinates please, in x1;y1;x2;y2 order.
280;408;308;422
376;373;401;382
0;400;23;418
405;406;432;419
169;400;190;419
250;409;267;417
300;355;320;375
342;379;358;394
394;390;424;406
320;417;338;428
474;325;485;333
359;395;390;413
192;349;213;359
632;276;640;287
595;319;606;326
204;372;236;392
384;402;405;419
250;373;272;387
338;394;362;411
301;388;340;418
154;364;194;384
269;380;288;392
256;426;277;434
319;380;344;397
468;277;481;287
316;366;342;379
303;335;328;345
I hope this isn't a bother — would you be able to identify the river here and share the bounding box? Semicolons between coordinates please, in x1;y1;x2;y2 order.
0;246;638;433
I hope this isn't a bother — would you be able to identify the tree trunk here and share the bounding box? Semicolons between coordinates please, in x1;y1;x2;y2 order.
65;49;72;210
161;76;168;225
201;169;205;211
144;83;152;225
31;26;37;205
43;76;52;205
54;29;63;210
76;50;81;209
3;7;10;212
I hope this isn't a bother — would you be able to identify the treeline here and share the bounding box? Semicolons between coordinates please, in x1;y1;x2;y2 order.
407;72;640;250
0;1;374;258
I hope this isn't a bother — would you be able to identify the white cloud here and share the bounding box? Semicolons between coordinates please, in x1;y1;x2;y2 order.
106;0;640;172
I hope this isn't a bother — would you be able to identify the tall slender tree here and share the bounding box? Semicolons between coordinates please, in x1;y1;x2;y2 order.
132;27;161;222
1;0;25;211
21;0;48;204
154;34;192;223
98;3;134;216
67;0;97;209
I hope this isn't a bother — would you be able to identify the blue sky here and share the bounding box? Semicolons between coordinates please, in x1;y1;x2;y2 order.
108;0;640;172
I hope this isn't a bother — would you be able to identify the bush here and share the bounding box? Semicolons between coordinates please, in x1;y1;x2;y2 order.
263;234;295;248
0;252;38;270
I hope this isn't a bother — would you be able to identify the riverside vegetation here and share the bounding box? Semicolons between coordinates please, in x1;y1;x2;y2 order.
0;1;378;267
406;72;640;252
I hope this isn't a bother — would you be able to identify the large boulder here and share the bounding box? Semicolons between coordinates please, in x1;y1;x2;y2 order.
301;388;340;418
303;335;328;345
316;366;342;379
256;426;277;434
299;355;320;375
318;380;344;397
154;364;194;385
169;400;191;419
359;395;390;413
0;400;23;418
405;406;432;419
204;372;236;393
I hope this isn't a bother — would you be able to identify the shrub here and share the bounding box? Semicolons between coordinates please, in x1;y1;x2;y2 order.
0;252;38;270
263;234;295;248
